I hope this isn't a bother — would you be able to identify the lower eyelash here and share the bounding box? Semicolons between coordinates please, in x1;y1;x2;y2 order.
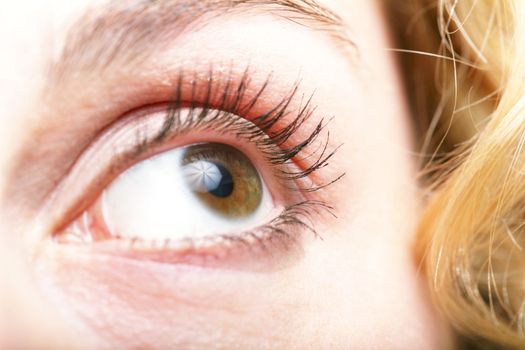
249;200;336;246
60;200;336;268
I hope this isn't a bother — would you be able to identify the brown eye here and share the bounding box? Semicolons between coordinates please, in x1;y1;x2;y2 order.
182;143;262;218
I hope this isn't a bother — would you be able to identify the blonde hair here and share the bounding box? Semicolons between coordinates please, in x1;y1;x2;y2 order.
388;0;525;348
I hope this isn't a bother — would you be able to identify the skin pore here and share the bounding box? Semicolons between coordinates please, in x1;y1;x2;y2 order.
0;0;450;349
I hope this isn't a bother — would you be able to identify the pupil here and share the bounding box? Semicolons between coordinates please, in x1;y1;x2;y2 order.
208;164;234;198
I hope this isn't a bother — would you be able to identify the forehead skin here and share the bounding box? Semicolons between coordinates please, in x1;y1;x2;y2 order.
0;0;449;349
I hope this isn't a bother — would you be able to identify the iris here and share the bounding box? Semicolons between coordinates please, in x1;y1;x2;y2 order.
181;143;262;218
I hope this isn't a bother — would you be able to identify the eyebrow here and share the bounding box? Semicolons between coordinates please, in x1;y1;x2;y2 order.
51;0;355;84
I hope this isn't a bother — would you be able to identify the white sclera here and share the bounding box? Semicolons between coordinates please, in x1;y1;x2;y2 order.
102;147;273;241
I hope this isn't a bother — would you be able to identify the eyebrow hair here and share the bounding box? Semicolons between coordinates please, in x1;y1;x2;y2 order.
50;0;355;83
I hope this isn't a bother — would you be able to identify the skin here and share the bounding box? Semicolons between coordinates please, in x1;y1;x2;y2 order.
0;0;451;349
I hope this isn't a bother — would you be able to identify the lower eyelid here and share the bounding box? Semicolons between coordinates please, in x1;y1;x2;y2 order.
55;224;305;272
53;193;311;272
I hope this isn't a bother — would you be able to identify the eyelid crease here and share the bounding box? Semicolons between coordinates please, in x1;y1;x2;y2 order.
50;0;357;85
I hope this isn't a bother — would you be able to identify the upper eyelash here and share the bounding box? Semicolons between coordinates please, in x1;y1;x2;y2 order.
122;68;342;246
142;67;344;193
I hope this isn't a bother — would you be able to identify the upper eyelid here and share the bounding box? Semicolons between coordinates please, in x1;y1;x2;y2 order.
3;63;328;219
158;72;341;189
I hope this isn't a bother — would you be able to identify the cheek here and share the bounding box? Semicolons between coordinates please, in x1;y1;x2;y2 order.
36;244;313;349
38;220;448;350
295;220;448;349
303;12;446;348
